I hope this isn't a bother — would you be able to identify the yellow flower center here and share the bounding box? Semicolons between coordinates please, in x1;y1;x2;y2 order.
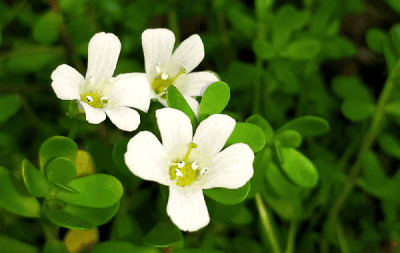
80;93;109;109
152;67;186;95
170;142;203;187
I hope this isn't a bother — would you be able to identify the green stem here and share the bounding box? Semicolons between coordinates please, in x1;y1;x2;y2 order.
285;221;297;253
168;1;180;43
329;59;400;218
255;193;282;253
336;221;349;253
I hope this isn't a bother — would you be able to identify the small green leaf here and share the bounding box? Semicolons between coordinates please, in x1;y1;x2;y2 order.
176;249;226;253
245;114;274;144
56;174;123;208
22;159;50;197
279;147;319;188
341;99;375;122
252;39;276;60
204;182;251;205
362;151;386;187
167;85;197;129
280;38;321;60
46;208;93;229
265;162;302;198
276;116;329;137
39;136;78;174
264;193;303;220
386;100;400;117
377;133;400;159
365;28;387;54
92;241;159;253
390;23;400;56
322;37;356;59
274;130;302;148
33;11;62;44
42;240;69;253
112;138;132;176
225;122;265;152
47;157;77;185
331;76;372;101
0;94;21;122
247;148;272;199
0;236;39;253
224;61;263;91
0;166;41;218
383;36;398;73
142;222;182;247
64;202;120;227
198;81;230;122
384;0;400;14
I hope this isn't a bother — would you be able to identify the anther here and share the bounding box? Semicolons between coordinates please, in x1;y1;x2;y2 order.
200;167;209;176
175;168;183;177
101;96;109;104
181;67;186;73
191;162;198;170
161;73;168;80
178;161;185;168
86;96;94;102
155;65;161;74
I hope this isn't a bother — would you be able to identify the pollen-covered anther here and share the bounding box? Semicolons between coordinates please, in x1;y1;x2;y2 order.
178;161;185;168
155;65;161;74
86;96;94;102
191;162;198;170
175;168;183;177
200;167;209;176
161;73;168;80
101;96;109;104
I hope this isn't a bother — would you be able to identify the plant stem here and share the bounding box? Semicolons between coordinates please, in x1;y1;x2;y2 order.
336;220;349;253
255;193;282;253
329;59;400;218
285;221;297;253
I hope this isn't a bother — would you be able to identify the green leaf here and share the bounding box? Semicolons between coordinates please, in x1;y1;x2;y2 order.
227;7;257;39
377;133;400;159
224;61;263;91
0;166;41;218
56;174;123;208
274;130;302;148
33;11;62;44
64;202;120;227
264;193;303;220
0;236;39;253
42;240;69;253
46;208;93;229
198;81;230;122
265;162;302;198
365;28;387;54
279;147;319;188
341;99;375;122
280;38;321;60
167;85;197;129
22;159;50;197
176;249;226;253
225;122;265;152
39;136;78;174
390;24;400;57
252;39;276;60
255;0;272;22
276;116;330;137
270;61;300;93
385;0;400;15
322;37;356;59
86;139;114;173
245;114;274;144
383;36;398;73
46;157;77;185
204;182;251;205
331;76;372;102
386;100;400;117
92;241;159;253
142;222;182;247
0;94;21;122
247;148;272;199
112;138;132;176
362;151;386;187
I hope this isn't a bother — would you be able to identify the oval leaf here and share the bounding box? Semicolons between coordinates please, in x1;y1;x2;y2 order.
199;81;230;122
47;157;77;185
176;249;226;253
362;151;386;187
274;130;302;148
33;11;62;44
204;181;251;205
365;28;387;54
247;148;272;199
377;133;400;159
167;85;197;129
22;159;50;197
265;162;302;198
280;147;319;188
56;174;123;208
225;122;266;152
0;166;41;218
0;236;39;253
281;38;321;60
46;208;93;229
64;202;120;227
341;99;375;122
245;114;274;144
142;222;182;247
276;116;329;137
0;94;21;122
92;241;159;253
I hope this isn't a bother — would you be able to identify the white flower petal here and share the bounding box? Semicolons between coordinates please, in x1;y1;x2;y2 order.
79;101;106;124
103;106;140;132
142;29;175;76
111;74;151;112
125;131;170;185
170;35;204;74
51;64;83;100
176;72;219;96
167;187;209;232
156;108;193;157
191;114;236;163
201;143;254;189
86;32;121;81
183;96;199;118
115;72;147;80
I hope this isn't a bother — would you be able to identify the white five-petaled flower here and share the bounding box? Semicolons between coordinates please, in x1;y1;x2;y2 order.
51;32;151;131
125;108;254;232
138;28;219;116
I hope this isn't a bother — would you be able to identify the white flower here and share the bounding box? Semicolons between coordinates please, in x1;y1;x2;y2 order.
136;29;219;116
125;108;254;232
51;32;151;131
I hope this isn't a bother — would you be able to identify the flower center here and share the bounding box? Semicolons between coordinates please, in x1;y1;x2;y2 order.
152;67;186;96
170;142;208;187
80;93;109;109
80;76;112;109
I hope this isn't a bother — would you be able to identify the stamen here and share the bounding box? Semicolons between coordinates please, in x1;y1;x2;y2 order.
178;161;185;168
175;168;183;177
161;73;168;80
200;167;209;176
86;96;94;102
183;143;198;162
155;65;161;74
191;162;198;170
101;96;109;104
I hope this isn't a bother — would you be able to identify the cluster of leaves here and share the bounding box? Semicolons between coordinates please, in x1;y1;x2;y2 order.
1;0;400;252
